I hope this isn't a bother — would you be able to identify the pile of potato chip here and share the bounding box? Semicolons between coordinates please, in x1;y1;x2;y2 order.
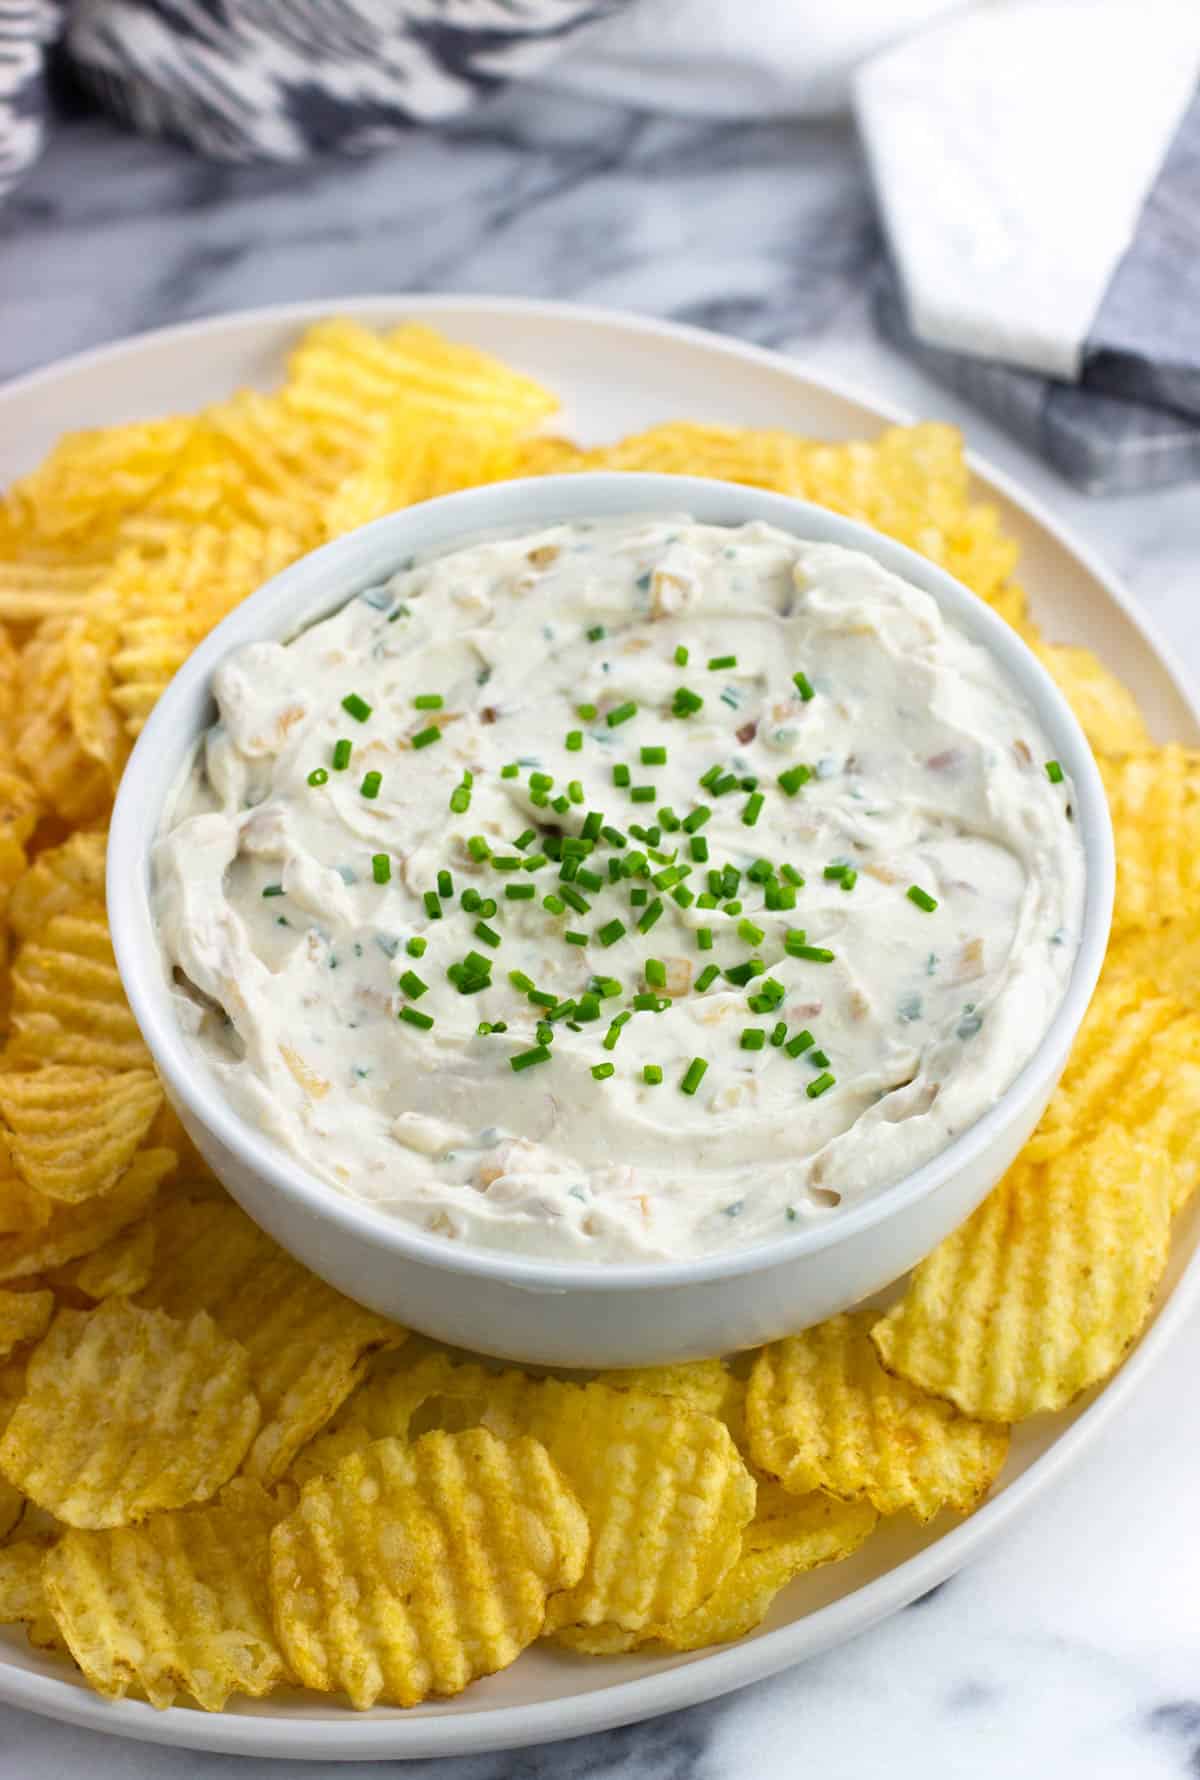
0;319;1195;1713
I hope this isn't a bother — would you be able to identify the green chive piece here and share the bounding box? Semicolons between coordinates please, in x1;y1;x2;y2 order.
770;1020;788;1047
360;770;382;799
566;730;583;752
607;701;637;728
712;772;739;797
423;892;442;920
645;959;666;989
592;1062;615;1080
696;927;714;951
528;989;557;1009
778;764;811;797
511;1046;551;1072
809;1049;831;1069
398;969;428;998
790;943;834;963
474;921;501;948
674;644;689;666
307;767;329;787
824;864;847;881
631;785;655;804
644;1063;664;1085
437;870;452;899
523;854;548;873
559;886;590;915
449;785;471;813
492;856;521;871
529;771;554;793
641;745;668;766
597;918;626;947
467;835;491;861
708;654;738;671
613;764;632;789
514;829;536;851
695;964;720;992
332;739;352;771
1046;759;1064;783
508;969;535;992
630;886;648;906
602;825;627;849
690;836;709;863
680;1057;708;1096
742;792;764;827
581;811;604;841
501;763;519;779
738;918;764;946
412;726;441;750
543;893;567;915
673;686;704;717
637;898;663;935
413;693;443;710
725;960;764;987
723;900;743;917
261;884;284;898
782;864;804;887
342;692;372;723
741;1028;766;1050
399;1006;434;1030
565;930;588;947
576;867;604;893
681;805;711;834
907;885;938;913
372;854;391;885
807;1071;836;1099
587;625;606;643
840;868;857;892
461;888;482;913
786;1029;815;1058
568;780;585;805
406;937;427;958
793;671;815;702
506;883;535;900
577;703;598;720
658;806;680;832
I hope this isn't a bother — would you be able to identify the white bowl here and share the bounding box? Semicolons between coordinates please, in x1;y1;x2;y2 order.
109;474;1113;1368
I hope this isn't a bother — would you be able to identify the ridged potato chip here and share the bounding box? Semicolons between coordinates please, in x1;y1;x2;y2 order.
1106;913;1200;1010
14;620;114;825
0;1482;20;1541
591;1357;735;1418
270;1428;588;1709
0;1538;50;1626
1031;641;1152;755
8;829;107;943
43;1478;292;1710
52;1218;156;1300
0;1067;163;1203
871;1126;1171;1421
0;768;39;910
747;1312;1008;1521
1101;746;1200;931
140;1199;404;1480
0;1147;172;1282
0;1298;259;1527
6;907;150;1071
0;1287;53;1361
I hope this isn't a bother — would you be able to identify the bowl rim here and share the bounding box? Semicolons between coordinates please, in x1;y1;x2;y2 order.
108;471;1114;1292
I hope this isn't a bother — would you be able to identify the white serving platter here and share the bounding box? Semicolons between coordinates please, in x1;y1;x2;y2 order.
1;295;1196;1761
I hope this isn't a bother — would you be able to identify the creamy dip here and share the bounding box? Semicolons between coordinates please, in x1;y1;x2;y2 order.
156;517;1085;1263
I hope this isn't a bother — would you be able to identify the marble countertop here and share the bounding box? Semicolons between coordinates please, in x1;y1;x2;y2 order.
3;87;1199;1780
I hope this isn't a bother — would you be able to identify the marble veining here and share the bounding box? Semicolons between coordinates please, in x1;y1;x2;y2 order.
2;84;1200;1779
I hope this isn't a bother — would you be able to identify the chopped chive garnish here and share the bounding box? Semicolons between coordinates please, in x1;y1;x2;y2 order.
577;703;598;720
633;993;669;1012
742;792;764;827
824;864;847;881
523;853;548;873
560;886;590;915
505;883;535;900
597;918;626;947
542;894;566;916
467;835;491;861
613;764;632;788
723;900;742;916
423;892;442;920
786;1029;815;1058
508;969;535;992
741;1028;766;1050
529;771;554;793
644;1063;664;1085
474;921;501;948
501;763;519;779
680;1057;708;1096
308;768;329;787
696;927;714;951
839;868;857;892
406;937;427;958
568;780;584;805
607;701;637;728
690;836;709;863
587;625;606;643
793;671;815;702
536;1022;554;1045
261;884;284;898
792;944;834;963
673;686;704;718
360;770;382;799
699;765;723;791
576;867;604;893
708;654;738;671
462;888;482;913
682;805;711;834
399;970;428;998
412;726;441;750
782;864;804;886
778;764;811;797
399;1006;434;1030
641;745;668;766
738;919;764;946
450;786;471;813
673;886;695;909
695;964;720;992
342;693;372;723
658;806;680;831
332;739;352;771
725;960;764;987
770;1020;788;1047
809;1049;831;1068
565;930;588;946
630;886;648;906
1046;759;1064;783
674;644;690;666
511;1046;551;1072
372;854;391;885
438;870;452;899
807;1071;836;1099
645;959;666;989
528;989;557;1009
711;772;738;797
566;730;583;752
638;898;664;934
602;825;627;849
907;885;938;913
492;855;521;871
592;1062;615;1080
514;829;537;851
631;785;656;804
413;693;443;710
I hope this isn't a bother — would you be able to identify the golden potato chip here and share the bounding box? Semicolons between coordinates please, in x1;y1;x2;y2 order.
872;1125;1171;1421
0;1298;259;1527
1105;913;1200;1011
1024;975;1200;1163
747;1312;1008;1521
1031;640;1152;755
270;1428;588;1708
43;1478;292;1710
555;1483;877;1658
591;1357;734;1418
0;1538;50;1626
286;1423;372;1488
0;1482;20;1541
0;1147;171;1282
54;1218;156;1300
140;1198;405;1480
4;416;198;543
0;1287;53;1361
14;620;114;825
6;907;150;1072
0;1067;162;1204
0;768;39;912
1101;746;1200;931
8;829;107;943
